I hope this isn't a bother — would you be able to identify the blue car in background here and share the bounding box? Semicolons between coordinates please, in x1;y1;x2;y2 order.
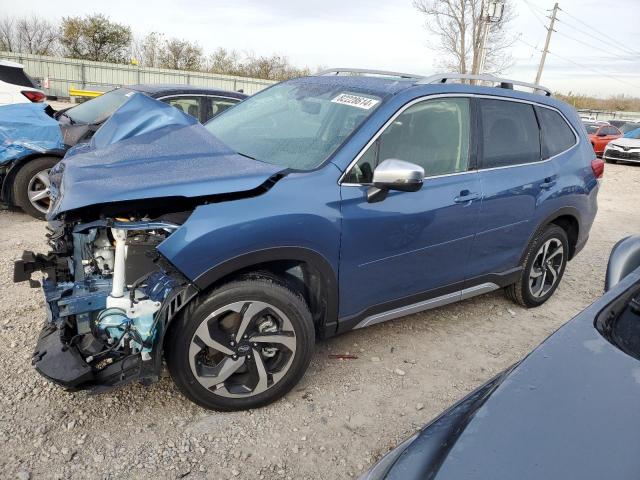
0;84;246;218
15;70;600;411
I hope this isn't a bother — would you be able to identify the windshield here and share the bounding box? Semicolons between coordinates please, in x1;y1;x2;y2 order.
624;127;640;139
66;88;134;124
584;124;599;134
622;123;640;134
205;82;382;170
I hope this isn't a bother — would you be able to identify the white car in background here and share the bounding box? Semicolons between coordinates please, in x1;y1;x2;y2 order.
603;127;640;164
0;60;45;106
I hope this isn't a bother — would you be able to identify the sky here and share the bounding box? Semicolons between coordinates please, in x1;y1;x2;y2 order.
1;0;639;97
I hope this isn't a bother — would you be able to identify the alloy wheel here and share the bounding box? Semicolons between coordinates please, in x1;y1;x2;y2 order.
27;169;51;214
528;238;564;298
188;300;297;398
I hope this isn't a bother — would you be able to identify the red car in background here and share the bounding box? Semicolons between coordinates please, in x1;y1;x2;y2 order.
584;122;622;156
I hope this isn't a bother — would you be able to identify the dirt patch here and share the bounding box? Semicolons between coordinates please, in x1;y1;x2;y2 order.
0;163;638;479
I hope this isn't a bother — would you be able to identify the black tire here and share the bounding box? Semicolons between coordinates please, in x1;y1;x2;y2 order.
166;277;315;411
12;156;59;220
506;224;569;308
605;158;617;164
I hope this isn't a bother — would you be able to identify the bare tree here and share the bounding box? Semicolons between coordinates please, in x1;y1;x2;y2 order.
131;32;164;67
16;15;58;55
413;0;515;75
60;14;132;63
206;47;242;75
0;17;18;52
158;38;203;71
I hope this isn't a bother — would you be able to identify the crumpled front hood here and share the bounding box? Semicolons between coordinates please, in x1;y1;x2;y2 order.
0;103;64;165
48;94;285;218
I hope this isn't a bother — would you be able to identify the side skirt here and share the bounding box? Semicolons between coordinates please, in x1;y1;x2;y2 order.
335;267;522;335
354;282;499;329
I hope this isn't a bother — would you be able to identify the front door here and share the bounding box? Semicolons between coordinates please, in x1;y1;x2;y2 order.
339;97;481;321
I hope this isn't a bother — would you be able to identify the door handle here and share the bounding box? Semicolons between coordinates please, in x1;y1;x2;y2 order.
540;177;557;190
454;190;480;203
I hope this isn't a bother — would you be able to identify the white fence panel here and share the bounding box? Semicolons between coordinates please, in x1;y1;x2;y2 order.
1;51;275;97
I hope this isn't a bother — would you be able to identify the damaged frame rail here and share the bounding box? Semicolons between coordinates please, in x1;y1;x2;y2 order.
14;218;198;392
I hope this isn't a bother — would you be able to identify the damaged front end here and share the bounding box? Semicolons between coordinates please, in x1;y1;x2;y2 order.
14;217;197;392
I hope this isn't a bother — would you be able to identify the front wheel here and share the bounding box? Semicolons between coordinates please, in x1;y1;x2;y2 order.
12;156;59;219
506;224;569;308
166;277;315;411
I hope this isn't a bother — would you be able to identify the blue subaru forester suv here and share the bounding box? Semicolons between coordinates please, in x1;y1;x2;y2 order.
15;70;601;410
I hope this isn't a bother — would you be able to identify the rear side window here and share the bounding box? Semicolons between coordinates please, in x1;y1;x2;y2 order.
0;64;37;88
479;99;540;168
537;107;576;159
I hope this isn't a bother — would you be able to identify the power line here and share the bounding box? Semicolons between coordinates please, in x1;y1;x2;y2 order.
554;30;638;62
556;16;640;58
558;6;640;57
521;0;548;15
518;37;640;90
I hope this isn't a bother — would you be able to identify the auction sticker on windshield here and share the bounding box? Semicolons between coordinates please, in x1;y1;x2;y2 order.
331;93;379;110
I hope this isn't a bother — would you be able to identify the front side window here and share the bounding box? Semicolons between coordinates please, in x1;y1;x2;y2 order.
206;82;382;171
537;107;576;159
65;88;134;125
344;97;470;183
479;99;540;168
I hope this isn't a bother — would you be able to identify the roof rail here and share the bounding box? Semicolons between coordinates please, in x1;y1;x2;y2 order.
317;68;423;80
417;73;552;97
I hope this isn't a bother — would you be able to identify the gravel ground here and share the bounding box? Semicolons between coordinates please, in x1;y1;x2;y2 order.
1;163;638;480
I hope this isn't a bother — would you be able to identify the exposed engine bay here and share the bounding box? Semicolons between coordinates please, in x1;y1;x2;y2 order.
14;215;196;391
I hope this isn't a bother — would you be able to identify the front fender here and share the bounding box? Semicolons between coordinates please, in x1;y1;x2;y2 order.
158;163;342;283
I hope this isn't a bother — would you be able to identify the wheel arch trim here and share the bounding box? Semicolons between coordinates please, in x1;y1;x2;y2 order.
521;207;582;264
0;150;65;204
192;246;339;336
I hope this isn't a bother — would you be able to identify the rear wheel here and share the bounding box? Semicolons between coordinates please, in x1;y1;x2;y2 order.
166;277;315;411
506;225;569;308
12;156;59;219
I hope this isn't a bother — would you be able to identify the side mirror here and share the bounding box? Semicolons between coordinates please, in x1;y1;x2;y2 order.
367;159;424;203
597;131;608;137
605;235;640;291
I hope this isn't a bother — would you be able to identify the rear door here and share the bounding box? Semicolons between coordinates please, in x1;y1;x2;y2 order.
466;98;556;281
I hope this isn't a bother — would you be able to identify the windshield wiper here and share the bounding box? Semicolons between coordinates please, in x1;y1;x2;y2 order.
236;151;257;161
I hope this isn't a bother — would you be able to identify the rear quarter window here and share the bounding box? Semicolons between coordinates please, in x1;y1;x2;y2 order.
479;99;541;168
0;64;37;88
536;107;577;159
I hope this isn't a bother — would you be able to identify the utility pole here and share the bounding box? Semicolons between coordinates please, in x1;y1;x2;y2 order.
477;1;505;75
535;2;559;85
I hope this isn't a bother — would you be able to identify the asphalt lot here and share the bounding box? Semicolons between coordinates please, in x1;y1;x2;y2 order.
1;163;638;480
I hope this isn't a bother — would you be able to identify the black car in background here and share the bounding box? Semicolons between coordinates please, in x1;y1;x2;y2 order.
363;235;640;480
1;84;246;218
